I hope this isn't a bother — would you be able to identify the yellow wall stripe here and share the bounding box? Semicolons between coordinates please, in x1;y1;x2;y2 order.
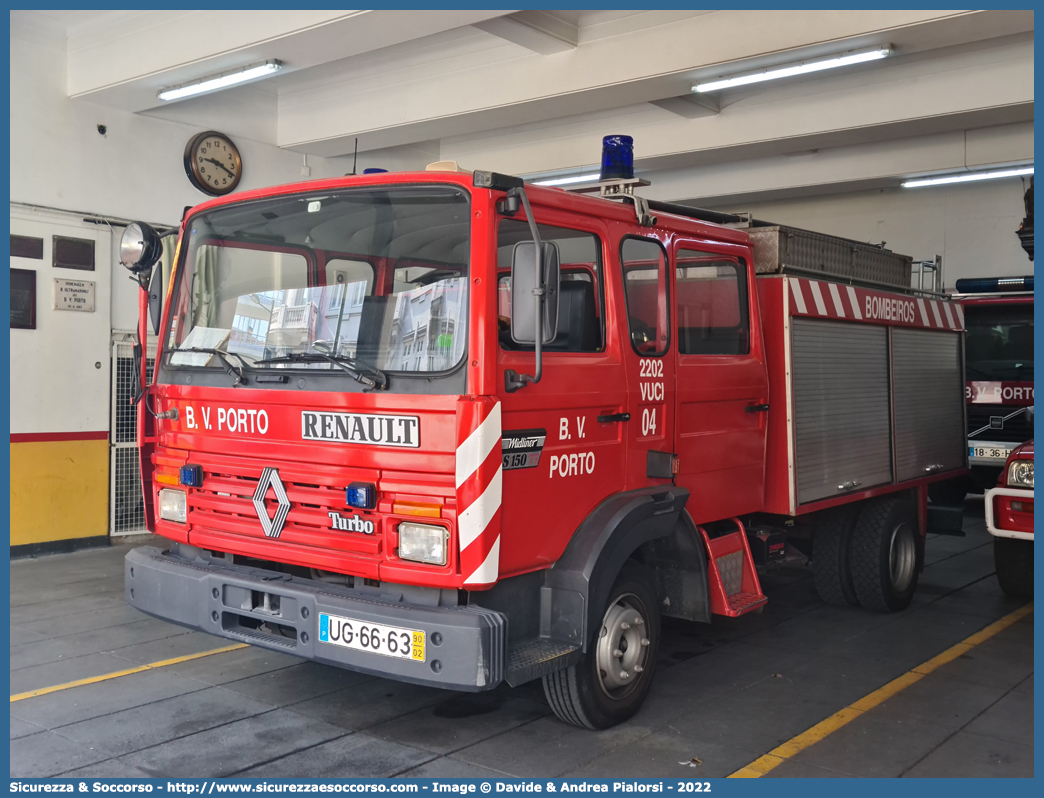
728;602;1033;778
10;439;110;545
10;643;248;703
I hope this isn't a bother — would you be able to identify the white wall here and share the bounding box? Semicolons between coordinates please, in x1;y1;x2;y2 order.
9;35;350;224
9;212;113;436
713;177;1033;290
10;31;359;336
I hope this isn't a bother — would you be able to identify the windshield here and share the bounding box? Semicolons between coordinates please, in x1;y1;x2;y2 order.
964;304;1033;381
165;186;470;378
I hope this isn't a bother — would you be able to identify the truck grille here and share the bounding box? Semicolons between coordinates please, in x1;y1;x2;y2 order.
183;452;383;560
967;406;1034;444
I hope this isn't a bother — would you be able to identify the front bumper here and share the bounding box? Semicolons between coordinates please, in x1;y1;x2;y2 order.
984;487;1034;540
125;546;506;691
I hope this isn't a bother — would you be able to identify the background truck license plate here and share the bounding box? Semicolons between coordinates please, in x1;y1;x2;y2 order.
318;612;425;661
972;445;1014;460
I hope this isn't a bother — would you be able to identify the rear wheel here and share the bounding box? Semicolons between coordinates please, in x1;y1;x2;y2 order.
812;506;859;607
849;496;920;612
543;562;660;729
994;537;1033;598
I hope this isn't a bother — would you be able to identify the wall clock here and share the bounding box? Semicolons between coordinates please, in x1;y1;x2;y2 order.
184;131;243;196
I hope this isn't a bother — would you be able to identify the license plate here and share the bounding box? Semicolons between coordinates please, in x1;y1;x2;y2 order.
318;612;425;662
971;445;1014;461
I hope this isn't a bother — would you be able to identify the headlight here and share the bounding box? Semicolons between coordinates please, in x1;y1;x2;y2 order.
158;488;187;523
119;222;163;274
397;522;448;566
1007;460;1034;489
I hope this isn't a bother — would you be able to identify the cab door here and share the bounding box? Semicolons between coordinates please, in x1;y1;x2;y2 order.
671;240;768;521
616;233;676;489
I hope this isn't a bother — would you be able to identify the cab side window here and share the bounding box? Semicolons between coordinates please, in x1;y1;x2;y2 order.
497;220;605;353
675;250;749;355
620;237;669;356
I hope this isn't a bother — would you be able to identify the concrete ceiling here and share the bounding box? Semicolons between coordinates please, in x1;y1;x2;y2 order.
11;9;1034;204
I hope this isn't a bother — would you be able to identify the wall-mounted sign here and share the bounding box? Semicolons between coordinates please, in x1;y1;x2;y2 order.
54;278;95;312
11;235;43;260
11;269;36;329
53;235;95;271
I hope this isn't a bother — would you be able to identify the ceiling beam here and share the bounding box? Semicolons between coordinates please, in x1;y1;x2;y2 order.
438;34;1033;177
648;94;720;119
643;122;1034;207
473;11;578;55
275;10;1030;156
67;9;516;113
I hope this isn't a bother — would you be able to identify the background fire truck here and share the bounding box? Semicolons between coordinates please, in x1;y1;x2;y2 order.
929;276;1033;505
120;137;967;729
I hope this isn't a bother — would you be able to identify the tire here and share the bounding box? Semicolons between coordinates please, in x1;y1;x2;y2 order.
928;477;969;506
849;495;920;612
543;562;660;729
994;537;1033;598
812;505;859;607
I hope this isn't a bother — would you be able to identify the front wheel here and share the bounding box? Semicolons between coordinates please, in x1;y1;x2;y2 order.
543;562;660;729
994;537;1033;598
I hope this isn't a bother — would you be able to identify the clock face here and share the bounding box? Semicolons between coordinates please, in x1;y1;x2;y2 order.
184;131;242;196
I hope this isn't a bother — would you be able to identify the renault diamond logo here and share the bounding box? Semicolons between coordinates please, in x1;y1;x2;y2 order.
253;467;291;539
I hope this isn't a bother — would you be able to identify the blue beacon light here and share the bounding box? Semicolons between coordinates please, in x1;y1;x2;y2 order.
600;135;635;182
346;482;376;510
179;465;203;487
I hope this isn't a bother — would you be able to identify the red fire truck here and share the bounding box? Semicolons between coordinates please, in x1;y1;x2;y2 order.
121;139;967;728
930;277;1033;504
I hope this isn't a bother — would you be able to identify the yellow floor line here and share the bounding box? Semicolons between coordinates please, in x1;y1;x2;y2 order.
728;602;1033;778
10;643;248;703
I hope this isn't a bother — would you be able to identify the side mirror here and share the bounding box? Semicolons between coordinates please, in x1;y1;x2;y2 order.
148;263;164;336
510;241;560;345
120;222;163;275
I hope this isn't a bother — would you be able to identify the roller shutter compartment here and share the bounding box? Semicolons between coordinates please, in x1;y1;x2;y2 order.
892;327;965;481
792;319;893;504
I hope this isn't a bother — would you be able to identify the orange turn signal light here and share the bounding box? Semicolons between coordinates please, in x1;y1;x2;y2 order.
393;501;442;519
155;473;179;486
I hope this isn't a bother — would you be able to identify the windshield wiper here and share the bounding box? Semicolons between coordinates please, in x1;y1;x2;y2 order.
254;352;388;391
168;347;249;387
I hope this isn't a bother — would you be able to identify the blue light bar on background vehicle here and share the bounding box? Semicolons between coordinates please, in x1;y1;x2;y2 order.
954;276;1034;293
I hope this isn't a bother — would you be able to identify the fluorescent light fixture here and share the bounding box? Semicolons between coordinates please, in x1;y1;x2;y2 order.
693;46;891;93
533;173;600;187
902;167;1034;189
159;60;282;102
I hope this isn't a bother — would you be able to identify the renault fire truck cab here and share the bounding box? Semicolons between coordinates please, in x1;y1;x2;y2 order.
121;140;967;729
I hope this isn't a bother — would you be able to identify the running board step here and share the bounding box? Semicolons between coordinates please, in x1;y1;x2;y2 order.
697;519;768;618
504;638;580;687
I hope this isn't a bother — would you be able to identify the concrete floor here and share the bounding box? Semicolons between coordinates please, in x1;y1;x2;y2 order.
10;497;1033;779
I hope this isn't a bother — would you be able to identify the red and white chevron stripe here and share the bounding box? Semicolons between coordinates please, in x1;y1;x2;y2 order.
787;277;964;331
455;397;502;588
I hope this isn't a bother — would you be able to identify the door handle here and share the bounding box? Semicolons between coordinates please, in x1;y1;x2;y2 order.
745;403;770;413
597;412;631;423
